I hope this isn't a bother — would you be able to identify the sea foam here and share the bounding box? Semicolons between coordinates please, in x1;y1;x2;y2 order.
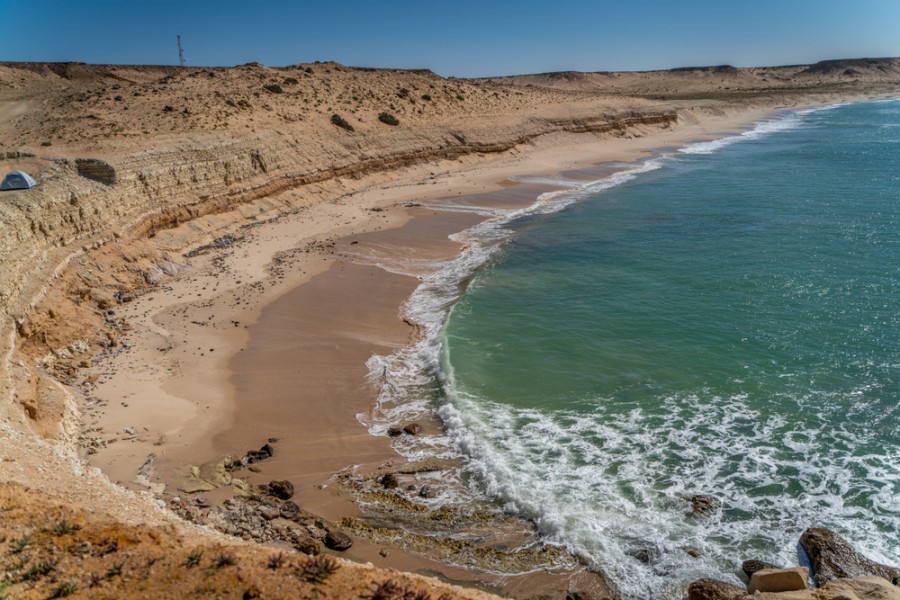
679;112;807;155
357;105;897;598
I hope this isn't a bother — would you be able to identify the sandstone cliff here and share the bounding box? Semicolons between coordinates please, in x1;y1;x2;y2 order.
1;61;681;449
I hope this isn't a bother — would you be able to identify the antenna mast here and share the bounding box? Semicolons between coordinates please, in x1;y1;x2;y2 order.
177;35;186;67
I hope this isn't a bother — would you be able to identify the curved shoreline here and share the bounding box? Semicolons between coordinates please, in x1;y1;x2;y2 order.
4;62;896;597
413;97;900;598
81;104;803;598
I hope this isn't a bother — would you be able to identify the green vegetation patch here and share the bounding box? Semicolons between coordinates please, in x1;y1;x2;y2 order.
331;114;355;132
378;112;400;126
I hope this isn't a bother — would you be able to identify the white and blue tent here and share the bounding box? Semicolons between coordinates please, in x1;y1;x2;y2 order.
1;170;36;190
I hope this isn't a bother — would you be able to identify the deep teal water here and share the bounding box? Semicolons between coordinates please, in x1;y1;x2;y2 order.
438;101;899;597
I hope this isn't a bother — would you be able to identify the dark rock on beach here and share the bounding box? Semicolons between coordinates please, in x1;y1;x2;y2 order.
402;422;422;435
323;528;353;551
800;527;900;586
387;427;403;437
243;442;275;464
268;479;294;500
191;491;358;560
279;501;303;521
742;559;780;578
378;473;399;489
687;578;746;600
691;529;898;600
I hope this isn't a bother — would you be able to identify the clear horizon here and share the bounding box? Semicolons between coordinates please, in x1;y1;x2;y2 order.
2;0;900;78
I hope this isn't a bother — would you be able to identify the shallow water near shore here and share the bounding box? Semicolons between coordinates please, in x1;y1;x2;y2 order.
366;100;900;597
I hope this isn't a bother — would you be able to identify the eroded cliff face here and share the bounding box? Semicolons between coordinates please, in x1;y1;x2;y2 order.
0;91;676;454
0;101;682;600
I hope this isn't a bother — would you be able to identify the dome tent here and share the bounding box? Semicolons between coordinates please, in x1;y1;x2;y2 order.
1;170;37;190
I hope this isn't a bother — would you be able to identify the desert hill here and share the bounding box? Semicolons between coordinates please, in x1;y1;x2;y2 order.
479;57;900;100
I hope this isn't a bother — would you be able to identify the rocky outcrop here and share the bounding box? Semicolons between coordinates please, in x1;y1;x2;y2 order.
268;479;295;500
818;576;900;600
744;559;782;578
688;578;746;600
748;568;809;594
688;529;898;600
800;528;900;587
175;485;346;554
323;528;353;551
75;158;117;184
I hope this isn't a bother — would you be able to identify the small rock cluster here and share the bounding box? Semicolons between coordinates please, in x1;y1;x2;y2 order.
387;421;423;437
171;478;353;555
688;527;900;600
168;441;354;556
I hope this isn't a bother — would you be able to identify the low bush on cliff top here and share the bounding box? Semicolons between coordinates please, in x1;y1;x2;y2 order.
378;112;399;126
331;113;355;132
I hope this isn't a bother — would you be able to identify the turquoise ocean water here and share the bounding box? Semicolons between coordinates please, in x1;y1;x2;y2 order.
366;100;899;598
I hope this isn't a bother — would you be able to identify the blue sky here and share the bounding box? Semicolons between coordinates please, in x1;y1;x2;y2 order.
2;1;899;77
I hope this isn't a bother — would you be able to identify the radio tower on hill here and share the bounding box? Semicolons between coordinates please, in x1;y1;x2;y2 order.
177;35;186;67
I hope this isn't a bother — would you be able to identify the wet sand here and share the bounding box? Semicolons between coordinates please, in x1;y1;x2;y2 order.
215;183;564;481
216;192;588;596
